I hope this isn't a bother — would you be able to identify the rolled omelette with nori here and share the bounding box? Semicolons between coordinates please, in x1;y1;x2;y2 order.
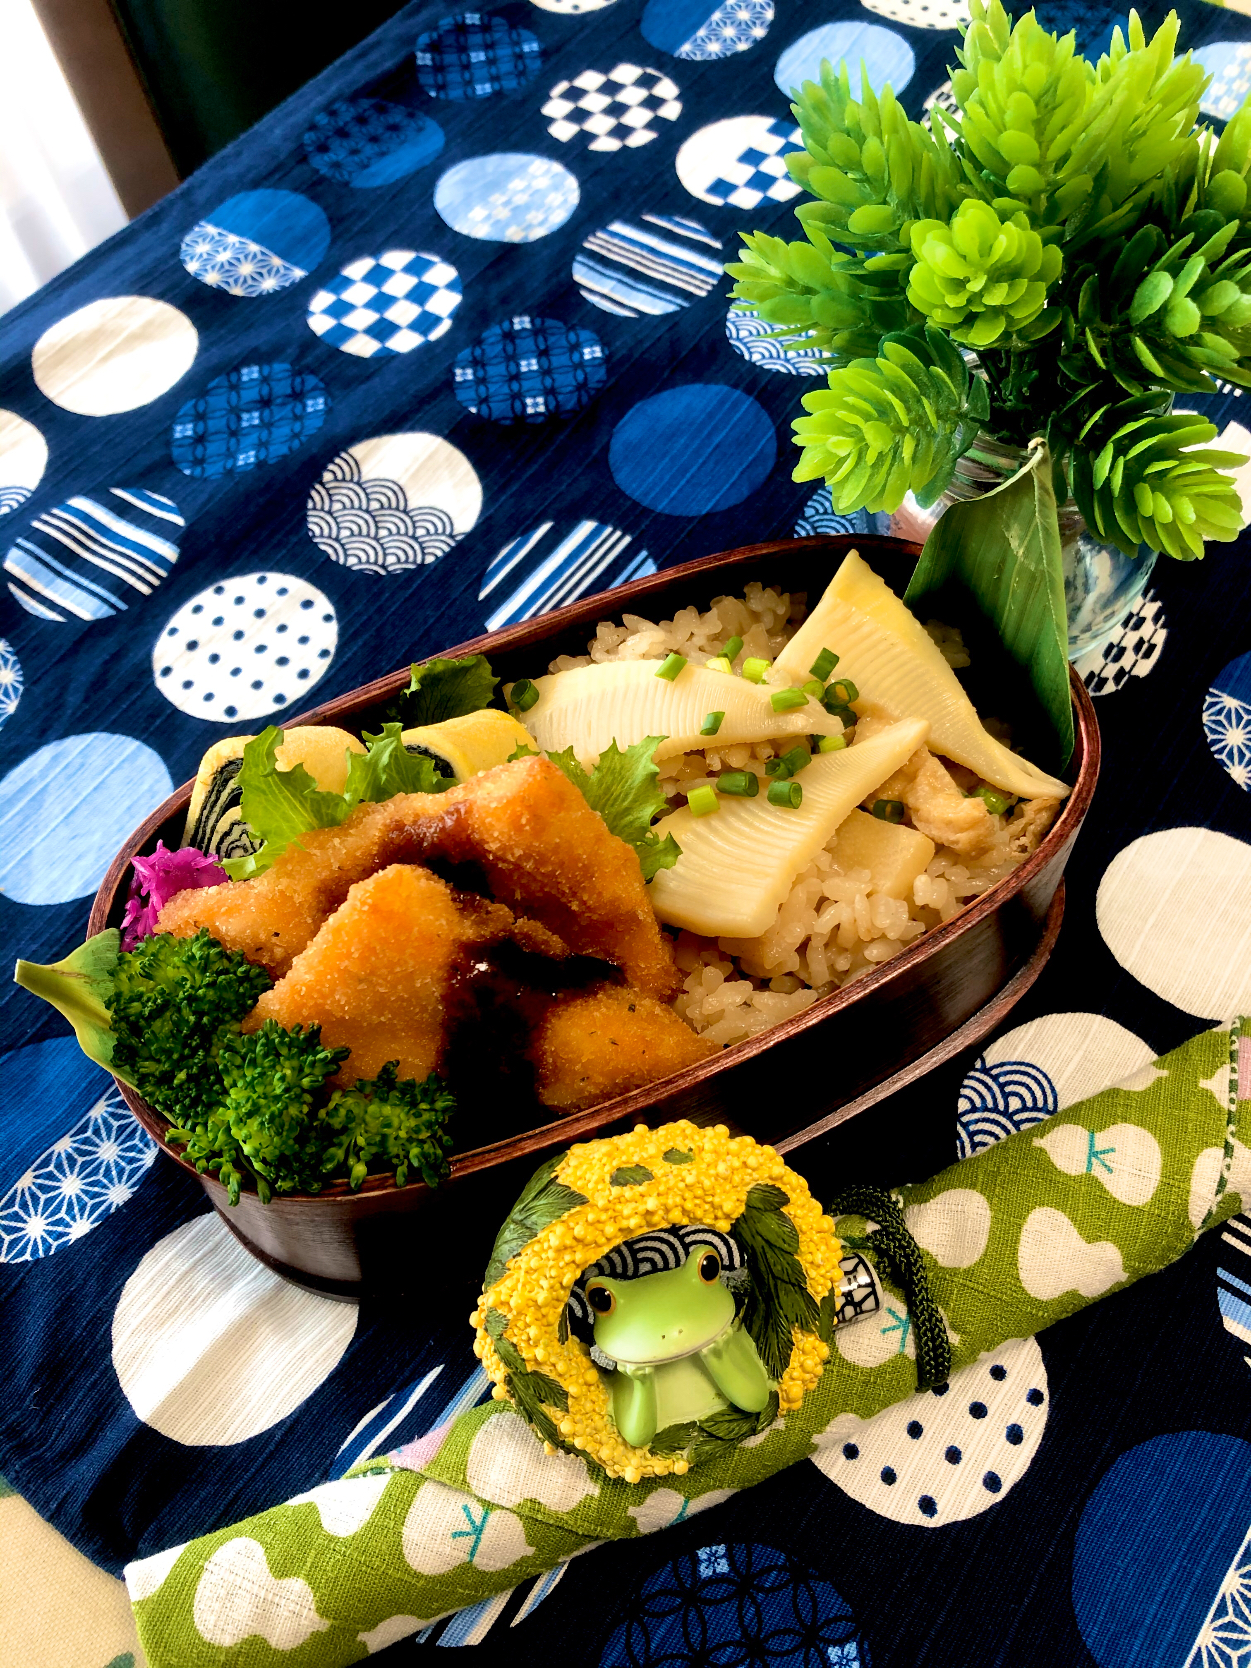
181;726;366;859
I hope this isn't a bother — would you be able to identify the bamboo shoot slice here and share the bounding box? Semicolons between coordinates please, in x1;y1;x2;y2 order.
648;719;929;938
772;552;1070;800
826;807;935;900
520;659;844;768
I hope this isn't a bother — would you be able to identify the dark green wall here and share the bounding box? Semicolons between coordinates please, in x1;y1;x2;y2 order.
108;0;410;176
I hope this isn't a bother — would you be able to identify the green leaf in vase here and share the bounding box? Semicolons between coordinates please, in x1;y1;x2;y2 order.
903;442;1075;768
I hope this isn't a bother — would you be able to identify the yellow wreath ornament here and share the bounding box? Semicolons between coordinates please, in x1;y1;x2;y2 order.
471;1120;842;1482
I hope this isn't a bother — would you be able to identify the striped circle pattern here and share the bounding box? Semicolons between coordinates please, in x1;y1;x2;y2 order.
3;488;184;624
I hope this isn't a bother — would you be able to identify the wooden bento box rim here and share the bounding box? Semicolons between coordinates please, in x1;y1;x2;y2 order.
89;534;1100;1203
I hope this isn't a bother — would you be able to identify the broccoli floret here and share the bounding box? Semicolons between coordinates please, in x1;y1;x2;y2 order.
107;929;271;1128
319;1062;456;1191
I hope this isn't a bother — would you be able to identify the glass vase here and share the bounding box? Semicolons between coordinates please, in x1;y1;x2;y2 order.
879;435;1158;662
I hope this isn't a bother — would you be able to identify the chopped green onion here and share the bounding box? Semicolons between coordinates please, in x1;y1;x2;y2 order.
809;647;839;680
723;635;744;663
688;785;719;817
656;653;687;682
700;710;725;736
770;687;807;713
823;699;857;726
829;678;859;705
972;785;1014;815
802;679;826;699
742;657;771;683
872;799;905;823
764;757;791;779
718;771;759;797
817;734;847;753
781;745;811;775
510;678;539;712
768;780;803;809
705;655;733;676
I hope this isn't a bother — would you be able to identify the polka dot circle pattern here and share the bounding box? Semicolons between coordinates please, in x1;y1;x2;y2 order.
415;13;543;100
307;251;461;358
303;98;445;187
171;364;328;479
152;572;338;720
453;316;607;423
543;63;681;151
0;733;173;906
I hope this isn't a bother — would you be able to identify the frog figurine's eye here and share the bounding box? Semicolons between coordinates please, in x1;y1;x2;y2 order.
697;1250;721;1284
587;1282;615;1316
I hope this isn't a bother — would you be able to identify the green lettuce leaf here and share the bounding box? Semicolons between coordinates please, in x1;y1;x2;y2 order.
542;736;682;882
391;655;499;728
13;930;126;1081
224;723;450;880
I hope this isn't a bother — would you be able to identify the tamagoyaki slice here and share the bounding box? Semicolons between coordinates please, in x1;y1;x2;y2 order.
181;725;365;850
771;552;1070;801
647;718;929;938
401;709;536;783
516;659;845;769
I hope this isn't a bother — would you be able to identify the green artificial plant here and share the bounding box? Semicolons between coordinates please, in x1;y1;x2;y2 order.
729;1;1251;756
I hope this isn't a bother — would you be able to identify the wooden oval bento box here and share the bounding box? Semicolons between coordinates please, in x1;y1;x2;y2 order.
89;535;1099;1299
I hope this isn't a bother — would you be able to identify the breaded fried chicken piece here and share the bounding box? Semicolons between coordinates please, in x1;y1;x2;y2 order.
244;864;475;1084
376;755;681;999
156;799;402;977
528;985;716;1113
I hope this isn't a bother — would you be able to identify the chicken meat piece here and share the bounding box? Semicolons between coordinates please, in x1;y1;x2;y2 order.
244;863;484;1085
373;754;681;999
854;710;993;856
528;985;716;1113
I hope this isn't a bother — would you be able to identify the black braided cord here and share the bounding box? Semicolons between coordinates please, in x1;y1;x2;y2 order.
825;1184;952;1393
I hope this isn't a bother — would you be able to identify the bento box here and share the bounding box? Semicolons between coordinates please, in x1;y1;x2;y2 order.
87;534;1099;1298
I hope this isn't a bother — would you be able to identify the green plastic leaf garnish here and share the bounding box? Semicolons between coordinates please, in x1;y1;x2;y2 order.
543;736;681;882
391;655;499;728
732;1183;821;1381
904;441;1075;768
14;931;126;1081
484;1152;588;1289
610;1165;654;1186
224;723;450;880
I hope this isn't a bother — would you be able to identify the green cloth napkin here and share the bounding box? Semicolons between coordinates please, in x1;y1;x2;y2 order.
128;1018;1249;1665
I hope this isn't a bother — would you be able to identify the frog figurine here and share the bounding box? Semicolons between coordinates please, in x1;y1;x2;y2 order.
566;1226;772;1449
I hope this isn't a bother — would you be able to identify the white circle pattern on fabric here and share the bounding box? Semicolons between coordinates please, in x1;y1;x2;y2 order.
812;1338;1048;1524
773;21;915;97
32;297;198;415
0;409;47;516
1096;828;1251;1020
0;639;22;729
111;1213;357;1445
1205;652;1251;791
1196;40;1251;120
4;487;184;624
923;78;960;115
573;213;723;316
0;1087;157;1262
0;732;173;906
862;0;969;29
308;434;482;573
434;154;579;242
793;485;864;538
532;0;617;10
676;116;804;210
543;63;681;151
1074;588;1167;697
725;303;827;374
153;572;338;720
307;251;462;358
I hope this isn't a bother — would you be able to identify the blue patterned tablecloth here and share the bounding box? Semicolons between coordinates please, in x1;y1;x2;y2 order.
2;1;1251;1662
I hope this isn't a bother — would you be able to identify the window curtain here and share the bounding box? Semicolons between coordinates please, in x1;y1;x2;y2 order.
0;0;126;316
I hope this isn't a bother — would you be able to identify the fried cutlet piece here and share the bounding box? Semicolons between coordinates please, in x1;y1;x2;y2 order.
244;863;477;1084
376;756;681;999
527;985;716;1113
156;799;402;977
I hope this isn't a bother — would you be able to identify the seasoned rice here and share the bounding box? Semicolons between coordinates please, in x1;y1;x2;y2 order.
550;585;1058;1048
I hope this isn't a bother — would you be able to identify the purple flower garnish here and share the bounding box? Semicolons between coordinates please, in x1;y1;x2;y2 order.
120;842;227;951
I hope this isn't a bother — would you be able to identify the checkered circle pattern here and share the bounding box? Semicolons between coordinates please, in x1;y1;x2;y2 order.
710;115;803;208
453;315;607;422
306;250;462;358
543;63;681;151
416;11;543;99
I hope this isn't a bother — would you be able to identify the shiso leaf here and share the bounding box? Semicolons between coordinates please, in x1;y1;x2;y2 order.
903;441;1075;769
732;1184;821;1381
542;736;681;882
610;1165;654;1186
484;1152;588;1289
663;1148;694;1164
391;655;499;728
13;931;125;1081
